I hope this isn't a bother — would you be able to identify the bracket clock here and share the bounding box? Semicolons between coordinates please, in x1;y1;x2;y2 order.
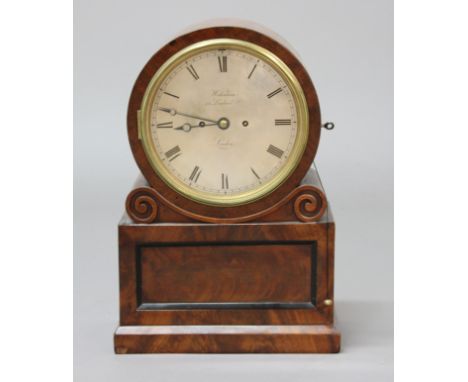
114;24;340;353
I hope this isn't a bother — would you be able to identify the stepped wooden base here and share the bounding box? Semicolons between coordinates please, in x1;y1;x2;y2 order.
115;167;340;354
114;325;340;353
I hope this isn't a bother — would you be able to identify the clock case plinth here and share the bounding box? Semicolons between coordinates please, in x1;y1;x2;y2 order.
114;166;340;353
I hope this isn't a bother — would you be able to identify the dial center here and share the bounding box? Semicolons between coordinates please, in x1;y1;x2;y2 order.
217;117;230;130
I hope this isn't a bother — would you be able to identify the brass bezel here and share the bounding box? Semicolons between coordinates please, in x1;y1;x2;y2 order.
138;38;309;206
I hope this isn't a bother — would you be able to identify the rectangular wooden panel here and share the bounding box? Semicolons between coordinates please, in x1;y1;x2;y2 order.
137;243;315;306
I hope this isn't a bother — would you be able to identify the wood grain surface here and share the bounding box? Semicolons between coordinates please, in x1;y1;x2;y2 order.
115;167;339;353
139;243;313;304
114;325;340;353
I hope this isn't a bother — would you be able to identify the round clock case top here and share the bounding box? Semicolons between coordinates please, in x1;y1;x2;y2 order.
128;27;321;214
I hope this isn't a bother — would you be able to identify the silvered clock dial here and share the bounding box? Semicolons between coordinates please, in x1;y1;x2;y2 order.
137;39;309;206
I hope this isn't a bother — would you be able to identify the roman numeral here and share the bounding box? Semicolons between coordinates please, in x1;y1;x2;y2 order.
218;51;227;72
247;61;258;79
267;144;284;158
250;167;261;180
156;121;173;128
189;165;202;183
165;145;181;161
186;64;199;80
267;87;283;98
221;173;229;189
163;91;179;99
275;119;291;126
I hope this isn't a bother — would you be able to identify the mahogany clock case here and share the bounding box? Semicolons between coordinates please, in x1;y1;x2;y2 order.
127;26;322;222
115;25;340;353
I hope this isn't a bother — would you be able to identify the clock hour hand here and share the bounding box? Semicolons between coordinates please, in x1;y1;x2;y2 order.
174;121;217;132
159;107;218;124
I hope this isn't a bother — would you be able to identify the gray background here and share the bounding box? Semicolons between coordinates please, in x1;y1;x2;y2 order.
75;0;393;380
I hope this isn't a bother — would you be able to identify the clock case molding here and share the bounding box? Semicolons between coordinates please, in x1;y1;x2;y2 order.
116;25;340;353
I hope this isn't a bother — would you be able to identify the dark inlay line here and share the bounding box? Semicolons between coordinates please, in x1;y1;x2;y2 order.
138;302;315;311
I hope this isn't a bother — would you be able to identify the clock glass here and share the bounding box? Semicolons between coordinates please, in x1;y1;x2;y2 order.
139;38;309;206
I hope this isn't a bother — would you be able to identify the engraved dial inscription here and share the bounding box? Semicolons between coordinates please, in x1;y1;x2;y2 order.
148;47;301;201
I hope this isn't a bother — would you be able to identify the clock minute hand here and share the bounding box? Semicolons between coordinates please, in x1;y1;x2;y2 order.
176;111;218;124
159;107;218;124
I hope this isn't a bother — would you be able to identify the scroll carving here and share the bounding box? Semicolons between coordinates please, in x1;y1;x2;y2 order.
293;189;326;222
126;187;159;224
125;182;326;224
